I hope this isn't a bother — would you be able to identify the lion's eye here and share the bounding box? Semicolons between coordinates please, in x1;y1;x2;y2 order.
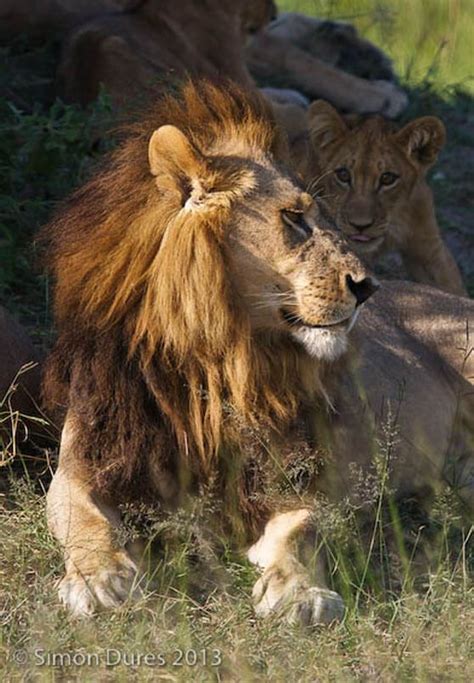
335;167;351;184
281;209;313;239
380;171;399;187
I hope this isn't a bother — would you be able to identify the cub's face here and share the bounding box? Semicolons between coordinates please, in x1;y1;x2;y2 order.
305;101;445;256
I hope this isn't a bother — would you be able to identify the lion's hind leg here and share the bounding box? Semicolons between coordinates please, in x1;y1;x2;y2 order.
248;509;344;626
47;416;142;616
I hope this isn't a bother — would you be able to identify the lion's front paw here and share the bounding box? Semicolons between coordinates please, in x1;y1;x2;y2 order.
252;564;344;626
352;80;408;118
370;80;408;118
58;552;140;617
286;586;345;626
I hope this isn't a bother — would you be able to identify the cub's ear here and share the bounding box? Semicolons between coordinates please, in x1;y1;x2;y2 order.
307;100;348;148
395;116;446;167
148;125;204;179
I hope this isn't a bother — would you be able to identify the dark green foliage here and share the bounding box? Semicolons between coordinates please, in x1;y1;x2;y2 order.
0;94;113;302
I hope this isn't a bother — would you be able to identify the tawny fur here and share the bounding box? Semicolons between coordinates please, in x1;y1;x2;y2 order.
57;0;276;107
41;81;360;521
42;83;474;622
279;100;466;295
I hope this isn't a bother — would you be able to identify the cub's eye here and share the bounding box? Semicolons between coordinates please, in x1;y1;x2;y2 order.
380;171;399;187
281;209;313;239
335;167;351;184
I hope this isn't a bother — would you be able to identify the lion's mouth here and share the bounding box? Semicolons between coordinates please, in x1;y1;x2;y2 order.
349;234;373;242
280;308;354;330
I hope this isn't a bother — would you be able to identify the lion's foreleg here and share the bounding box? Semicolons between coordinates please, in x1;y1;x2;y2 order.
402;239;466;297
247;509;344;625
47;416;141;616
400;191;466;296
246;33;407;117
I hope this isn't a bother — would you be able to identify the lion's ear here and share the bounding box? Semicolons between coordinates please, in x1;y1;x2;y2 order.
148;125;255;210
307;100;348;148
395;116;446;167
148;125;204;180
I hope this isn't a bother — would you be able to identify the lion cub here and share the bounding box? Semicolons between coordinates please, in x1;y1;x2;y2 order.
286;100;466;296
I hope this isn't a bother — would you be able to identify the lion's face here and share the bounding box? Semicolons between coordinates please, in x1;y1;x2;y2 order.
149;122;377;362
227;169;379;360
305;101;445;256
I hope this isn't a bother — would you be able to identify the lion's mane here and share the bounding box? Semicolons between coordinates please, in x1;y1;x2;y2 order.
42;82;321;518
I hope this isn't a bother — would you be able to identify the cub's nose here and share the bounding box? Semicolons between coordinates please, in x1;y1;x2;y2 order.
348;219;374;232
346;274;379;306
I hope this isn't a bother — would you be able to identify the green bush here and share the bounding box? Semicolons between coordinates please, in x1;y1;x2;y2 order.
0;92;113;300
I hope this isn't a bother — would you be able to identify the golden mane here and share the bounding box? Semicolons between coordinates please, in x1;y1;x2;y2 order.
42;81;320;506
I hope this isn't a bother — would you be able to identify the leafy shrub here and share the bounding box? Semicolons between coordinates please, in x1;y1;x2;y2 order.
0;92;113;301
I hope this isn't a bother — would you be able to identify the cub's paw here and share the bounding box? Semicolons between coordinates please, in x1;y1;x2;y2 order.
58;552;140;617
252;564;344;626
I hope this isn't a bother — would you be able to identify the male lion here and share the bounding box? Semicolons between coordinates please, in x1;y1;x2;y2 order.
283;100;466;295
43;82;474;622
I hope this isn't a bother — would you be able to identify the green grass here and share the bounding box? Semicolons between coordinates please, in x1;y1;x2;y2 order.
0;2;473;680
0;475;473;681
0;38;114;343
279;0;474;94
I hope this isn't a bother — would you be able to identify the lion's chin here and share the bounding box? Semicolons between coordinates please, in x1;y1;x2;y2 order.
288;309;360;360
291;326;349;361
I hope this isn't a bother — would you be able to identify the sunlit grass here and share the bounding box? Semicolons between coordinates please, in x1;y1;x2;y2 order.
279;0;474;93
1;476;473;681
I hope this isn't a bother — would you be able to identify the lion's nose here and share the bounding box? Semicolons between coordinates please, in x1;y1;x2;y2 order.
346;274;379;306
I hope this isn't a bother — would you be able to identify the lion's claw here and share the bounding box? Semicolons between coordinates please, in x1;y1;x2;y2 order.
286;586;345;626
253;567;345;626
58;553;140;617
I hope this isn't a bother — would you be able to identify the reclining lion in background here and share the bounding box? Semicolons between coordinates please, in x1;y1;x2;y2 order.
53;0;406;118
277;100;466;295
58;0;272;107
43;82;474;622
1;1;407;117
247;11;407;117
0;1;274;101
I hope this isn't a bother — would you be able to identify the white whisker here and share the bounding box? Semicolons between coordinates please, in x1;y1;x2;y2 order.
305;169;333;195
249;291;297;311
